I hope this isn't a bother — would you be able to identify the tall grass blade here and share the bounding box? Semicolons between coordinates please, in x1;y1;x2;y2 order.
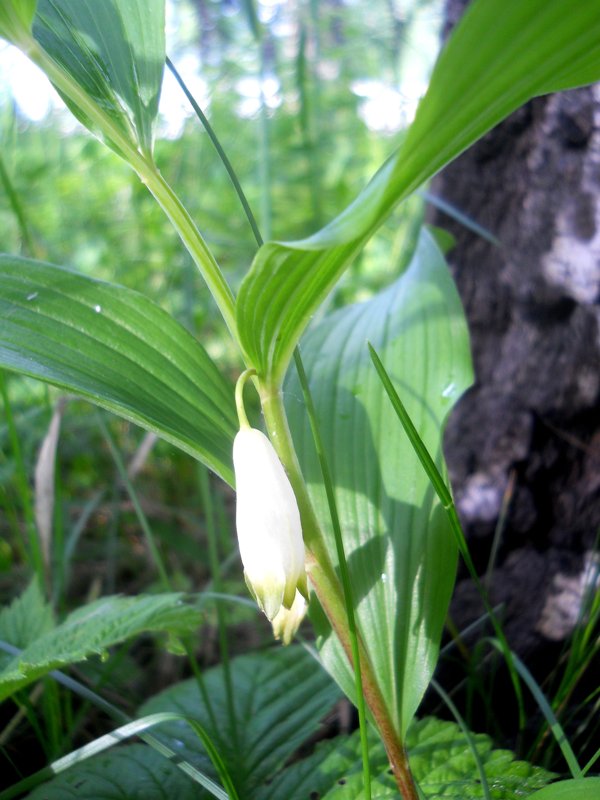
431;678;491;800
0;639;239;798
198;466;238;751
293;349;372;800
583;745;600;776
97;413;171;591
489;639;582;779
0;372;44;582
0;152;36;256
368;342;526;729
420;191;501;246
166;57;263;248
0;712;232;800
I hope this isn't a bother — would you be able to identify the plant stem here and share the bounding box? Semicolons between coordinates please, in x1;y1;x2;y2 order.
138;166;237;338
23;36;237;341
235;369;257;428
260;386;418;800
294;350;371;799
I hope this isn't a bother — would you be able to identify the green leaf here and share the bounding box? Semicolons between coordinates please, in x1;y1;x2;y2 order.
0;592;202;702
258;717;552;800
139;645;342;796
255;731;389;800
527;778;600;800
23;646;342;799
24;743;200;800
285;230;473;736
32;0;165;156
0;0;37;45
0;580;53;670
236;0;600;384
0;255;237;485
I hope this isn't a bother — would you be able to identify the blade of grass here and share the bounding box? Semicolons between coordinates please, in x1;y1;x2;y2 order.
440;606;504;657
583;744;600;776
0;372;44;584
62;488;105;586
431;678;491;800
368;342;526;732
198;465;238;751
488;639;582;779
0;151;36;256
0;712;234;800
0;640;236;800
166;57;263;248
529;547;599;766
293;348;372;800
296;17;323;228
95;426;222;758
0;454;26;563
420;190;501;247
0;683;43;748
485;469;515;586
96;412;171;591
240;0;272;239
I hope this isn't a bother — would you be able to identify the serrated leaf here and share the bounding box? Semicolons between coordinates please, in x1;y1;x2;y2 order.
236;0;600;384
0;255;237;485
256;731;390;800
0;581;53;670
285;230;473;736
24;646;342;799
33;0;165;156
407;718;551;799
258;717;552;800
527;778;600;800
0;592;201;701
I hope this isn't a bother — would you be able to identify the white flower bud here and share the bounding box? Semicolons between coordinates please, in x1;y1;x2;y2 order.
271;591;307;645
233;427;308;620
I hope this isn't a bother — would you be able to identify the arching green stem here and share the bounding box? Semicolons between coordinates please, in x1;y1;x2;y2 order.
235;369;257;429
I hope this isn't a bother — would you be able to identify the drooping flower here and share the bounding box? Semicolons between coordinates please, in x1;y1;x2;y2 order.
271;590;308;645
233;427;308;620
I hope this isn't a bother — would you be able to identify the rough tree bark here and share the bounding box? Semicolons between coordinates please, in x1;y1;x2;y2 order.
433;0;600;658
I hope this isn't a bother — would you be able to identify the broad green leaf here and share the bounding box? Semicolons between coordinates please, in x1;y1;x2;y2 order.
236;0;600;384
25;744;200;800
32;0;165;156
258;717;552;800
527;778;600;800
140;645;342;797
0;581;53;670
256;732;389;800
20;713;230;800
24;646;342;799
0;592;201;702
0;0;37;45
285;230;473;736
0;255;237;484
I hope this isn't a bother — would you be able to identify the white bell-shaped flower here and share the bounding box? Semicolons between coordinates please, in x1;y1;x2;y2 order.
271;590;307;645
233;427;308;620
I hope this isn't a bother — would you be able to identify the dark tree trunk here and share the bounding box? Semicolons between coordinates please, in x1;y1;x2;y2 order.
433;1;600;658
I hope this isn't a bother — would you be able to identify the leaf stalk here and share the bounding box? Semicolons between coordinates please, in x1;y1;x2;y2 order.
23;36;237;341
